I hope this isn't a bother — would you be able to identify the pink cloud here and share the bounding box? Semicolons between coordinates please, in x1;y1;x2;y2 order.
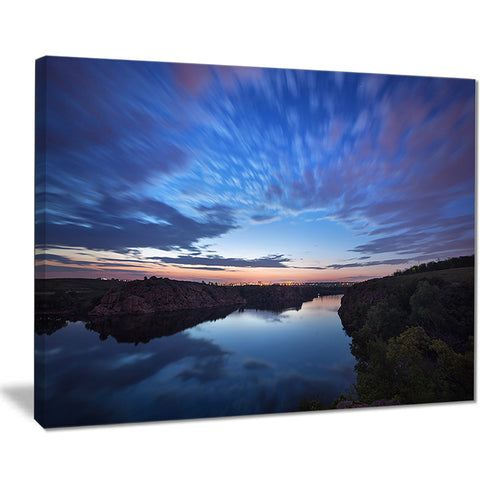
359;74;386;99
214;65;264;92
171;63;213;96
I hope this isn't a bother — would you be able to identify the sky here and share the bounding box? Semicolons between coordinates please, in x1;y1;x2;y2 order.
35;56;475;283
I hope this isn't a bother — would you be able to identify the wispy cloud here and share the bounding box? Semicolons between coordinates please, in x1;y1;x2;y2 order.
151;254;291;269
37;57;475;280
327;258;411;270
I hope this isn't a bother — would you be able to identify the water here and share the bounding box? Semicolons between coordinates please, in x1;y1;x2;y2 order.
35;295;356;427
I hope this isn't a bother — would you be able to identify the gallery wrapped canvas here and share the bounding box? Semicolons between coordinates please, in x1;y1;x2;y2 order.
35;56;474;428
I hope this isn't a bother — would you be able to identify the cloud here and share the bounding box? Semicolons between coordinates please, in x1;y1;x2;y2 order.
43;329;230;415
176;356;228;384
293;266;327;270
250;213;278;223
43;58;194;191
214;64;265;92
195;204;237;224
358;73;386;99
38;58;474;273
175;266;227;271
39;58;250;257
243;358;274;370
36;253;81;264
273;76;474;258
170;63;213;96
326;258;412;270
333;71;345;89
350;221;474;257
151;254;291;269
37;193;237;252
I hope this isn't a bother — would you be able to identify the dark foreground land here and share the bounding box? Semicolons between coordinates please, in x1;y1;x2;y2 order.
35;278;123;318
337;260;474;406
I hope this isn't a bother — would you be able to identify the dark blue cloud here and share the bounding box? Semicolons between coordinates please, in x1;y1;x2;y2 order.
151;254;291;268
42;328;229;398
243;358;274;370
37;191;237;252
250;214;278;223
176;356;229;384
36;253;80;264
44;57;190;177
175;266;227;271
327;258;414;270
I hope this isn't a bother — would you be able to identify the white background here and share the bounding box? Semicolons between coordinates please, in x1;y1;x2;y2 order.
0;1;477;479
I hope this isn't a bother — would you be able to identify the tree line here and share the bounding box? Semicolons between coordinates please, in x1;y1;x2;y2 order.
339;261;474;405
393;255;474;276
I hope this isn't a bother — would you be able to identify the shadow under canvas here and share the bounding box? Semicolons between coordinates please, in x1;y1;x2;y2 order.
2;384;34;418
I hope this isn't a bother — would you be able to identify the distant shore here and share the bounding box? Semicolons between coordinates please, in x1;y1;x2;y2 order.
35;276;348;317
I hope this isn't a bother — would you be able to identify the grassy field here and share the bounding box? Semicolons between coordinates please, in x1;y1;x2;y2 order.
383;266;474;285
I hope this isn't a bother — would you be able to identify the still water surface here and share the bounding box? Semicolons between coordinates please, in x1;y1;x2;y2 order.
35;295;355;427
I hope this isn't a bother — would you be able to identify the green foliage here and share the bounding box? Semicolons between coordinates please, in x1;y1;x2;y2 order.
386;327;438;403
386;327;473;403
365;297;408;339
298;396;333;411
354;334;395;404
409;281;449;333
340;260;474;406
299;387;359;411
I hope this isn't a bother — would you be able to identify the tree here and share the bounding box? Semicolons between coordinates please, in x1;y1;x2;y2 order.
386;326;473;403
409;280;449;334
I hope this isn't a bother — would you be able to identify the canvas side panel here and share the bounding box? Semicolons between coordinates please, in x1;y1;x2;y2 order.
35;57;47;272
34;56;47;428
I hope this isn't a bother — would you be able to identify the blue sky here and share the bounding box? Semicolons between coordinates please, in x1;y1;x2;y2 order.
35;57;475;282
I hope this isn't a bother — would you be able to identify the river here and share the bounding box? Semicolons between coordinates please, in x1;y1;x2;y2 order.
35;295;356;427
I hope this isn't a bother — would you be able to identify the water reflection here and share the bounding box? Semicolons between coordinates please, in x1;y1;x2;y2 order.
35;295;355;427
85;305;238;344
35;305;238;343
34;316;68;335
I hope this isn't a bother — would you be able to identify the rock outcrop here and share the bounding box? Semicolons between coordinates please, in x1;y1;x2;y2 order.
89;277;246;316
88;277;347;316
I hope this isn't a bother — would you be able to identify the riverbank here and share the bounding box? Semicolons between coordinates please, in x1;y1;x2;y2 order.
35;276;348;317
338;264;474;405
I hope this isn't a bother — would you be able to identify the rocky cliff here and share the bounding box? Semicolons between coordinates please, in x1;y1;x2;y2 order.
88;278;345;316
89;277;246;316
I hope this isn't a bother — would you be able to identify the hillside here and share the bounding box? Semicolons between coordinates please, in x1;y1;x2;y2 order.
35;278;123;315
338;265;474;405
89;276;246;316
235;283;345;311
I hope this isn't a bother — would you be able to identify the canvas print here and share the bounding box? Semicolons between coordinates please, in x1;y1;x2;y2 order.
35;56;475;428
